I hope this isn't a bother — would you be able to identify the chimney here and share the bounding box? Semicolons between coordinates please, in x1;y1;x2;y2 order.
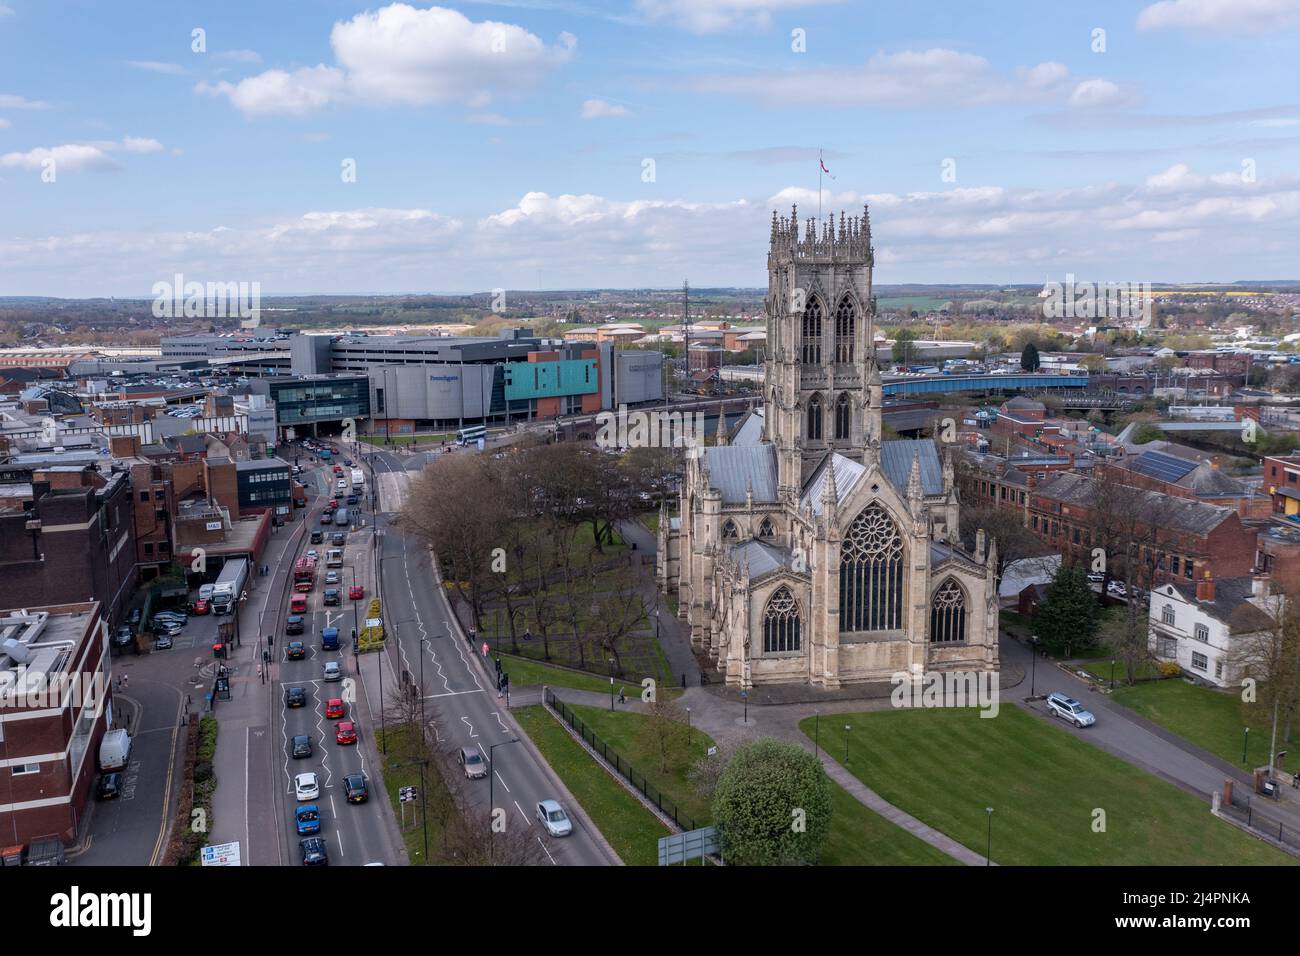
1196;570;1215;603
1253;573;1271;599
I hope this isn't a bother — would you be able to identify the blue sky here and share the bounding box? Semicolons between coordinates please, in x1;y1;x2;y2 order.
2;0;1300;295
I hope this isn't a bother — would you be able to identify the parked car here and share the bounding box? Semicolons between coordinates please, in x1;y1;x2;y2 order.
113;626;134;647
325;697;346;719
291;735;313;759
155;634;173;650
458;746;487;779
295;805;322;835
96;772;122;800
349;584;365;601
287;641;306;660
191;599;211;615
299;837;329;866
323;661;342;682
343;773;368;804
535;800;573;837
1086;572;1105;584
294;771;320;800
335;721;357;745
127;608;142;627
1046;692;1096;728
286;687;308;708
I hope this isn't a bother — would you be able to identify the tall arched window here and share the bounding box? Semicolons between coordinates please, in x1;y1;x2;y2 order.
834;392;851;440
801;298;823;365
763;586;801;653
930;579;967;643
834;296;856;363
721;519;739;540
759;517;774;537
840;505;904;633
807;393;823;440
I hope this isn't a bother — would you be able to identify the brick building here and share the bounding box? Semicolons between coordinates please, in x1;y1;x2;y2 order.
1095;452;1270;519
0;602;112;849
1263;454;1300;518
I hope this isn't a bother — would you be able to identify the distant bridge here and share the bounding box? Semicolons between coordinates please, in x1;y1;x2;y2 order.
880;373;1091;397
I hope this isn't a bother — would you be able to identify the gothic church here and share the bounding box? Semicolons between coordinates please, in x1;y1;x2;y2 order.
657;206;999;688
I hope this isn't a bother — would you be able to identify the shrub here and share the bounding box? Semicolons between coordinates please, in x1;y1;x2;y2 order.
712;738;832;866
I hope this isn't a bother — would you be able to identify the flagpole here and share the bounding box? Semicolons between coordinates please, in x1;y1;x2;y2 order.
818;148;822;225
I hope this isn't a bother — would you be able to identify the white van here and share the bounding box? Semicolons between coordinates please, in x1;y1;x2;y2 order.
99;728;132;771
198;583;215;603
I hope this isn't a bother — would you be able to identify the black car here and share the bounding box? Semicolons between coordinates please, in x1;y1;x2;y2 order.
345;495;359;506
323;588;340;607
330;532;346;546
96;773;122;800
127;608;142;627
287;641;305;660
343;773;369;804
310;530;324;544
286;615;305;636
285;686;307;708
299;837;329;866
292;735;312;759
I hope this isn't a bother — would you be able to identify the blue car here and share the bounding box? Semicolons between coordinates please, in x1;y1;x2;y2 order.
295;804;321;835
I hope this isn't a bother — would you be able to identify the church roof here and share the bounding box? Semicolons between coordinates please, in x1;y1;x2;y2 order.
731;408;765;446
802;453;867;515
701;444;778;504
729;539;796;581
879;439;945;497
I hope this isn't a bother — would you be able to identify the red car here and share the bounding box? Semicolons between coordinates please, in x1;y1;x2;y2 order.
349;584;365;600
335;721;357;745
191;599;211;615
327;499;339;509
332;465;344;475
325;698;346;719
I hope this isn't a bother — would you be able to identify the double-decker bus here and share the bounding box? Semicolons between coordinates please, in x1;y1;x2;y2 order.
456;425;487;446
293;556;318;593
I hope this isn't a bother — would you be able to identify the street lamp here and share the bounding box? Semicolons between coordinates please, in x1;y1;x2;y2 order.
1029;635;1039;698
1244;726;1250;764
686;706;692;748
418;633;428;731
985;807;994;866
741;690;749;725
1109;658;1116;691
488;738;521;865
814;711;820;758
843;723;851;765
608;658;616;711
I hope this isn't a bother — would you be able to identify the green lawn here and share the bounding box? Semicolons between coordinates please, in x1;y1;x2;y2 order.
496;652;642;695
1078;657;1165;685
819;783;960;866
514;706;668;865
378;726;451;865
799;707;1295;865
1111;678;1277;770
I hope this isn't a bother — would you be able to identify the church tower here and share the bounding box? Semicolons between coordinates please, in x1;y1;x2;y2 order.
764;206;879;496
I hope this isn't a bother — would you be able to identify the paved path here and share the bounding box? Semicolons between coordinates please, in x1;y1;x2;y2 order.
616;519;700;690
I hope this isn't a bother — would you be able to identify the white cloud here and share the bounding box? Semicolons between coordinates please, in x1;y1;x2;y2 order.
0;118;9;129
466;112;533;126
127;60;186;75
695;48;1124;110
0;137;166;174
214;49;262;64
1138;0;1300;33
0;93;49;110
635;0;832;33
0;5;13;16
198;4;576;116
580;98;631;119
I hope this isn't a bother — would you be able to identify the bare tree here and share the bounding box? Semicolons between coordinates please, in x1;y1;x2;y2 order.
640;698;688;774
1226;595;1300;757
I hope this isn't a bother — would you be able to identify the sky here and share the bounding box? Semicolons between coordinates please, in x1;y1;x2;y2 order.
1;0;1300;296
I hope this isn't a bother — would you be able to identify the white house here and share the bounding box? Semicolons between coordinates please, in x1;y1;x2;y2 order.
1147;574;1278;687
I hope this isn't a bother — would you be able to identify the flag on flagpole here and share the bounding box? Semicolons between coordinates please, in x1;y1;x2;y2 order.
819;154;835;179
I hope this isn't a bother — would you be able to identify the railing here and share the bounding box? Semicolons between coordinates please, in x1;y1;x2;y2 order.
1222;788;1300;852
544;687;697;832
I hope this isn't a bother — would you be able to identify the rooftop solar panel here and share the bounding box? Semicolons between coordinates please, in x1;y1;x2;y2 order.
1131;450;1197;484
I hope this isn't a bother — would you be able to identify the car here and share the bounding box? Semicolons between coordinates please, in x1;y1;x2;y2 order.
331;532;346;546
290;596;308;614
294;771;320;800
346;495;359;506
291;735;313;759
327;499;339;509
286;615;305;635
535;800;572;837
153;614;186;626
310;530;324;544
1046;692;1096;728
113;626;133;648
320;513;334;525
299;837;329;866
332;465;343;474
343;773;368;803
458;746;487;779
335;721;357;745
96;772;122;800
152;623;182;638
155;634;173;650
1086;572;1105;584
325;571;340;585
325;697;346;719
349;584;365;601
287;641;306;660
191;599;211;615
305;549;319;560
323;588;340;606
127;608;142;627
295;804;322;835
323;661;342;682
286;686;308;708
343;458;353;467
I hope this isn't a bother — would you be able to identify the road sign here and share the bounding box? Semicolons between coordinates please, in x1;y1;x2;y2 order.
658;826;718;866
399;786;418;803
201;841;242;866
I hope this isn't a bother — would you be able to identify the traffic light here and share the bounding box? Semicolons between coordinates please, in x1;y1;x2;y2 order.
212;643;226;660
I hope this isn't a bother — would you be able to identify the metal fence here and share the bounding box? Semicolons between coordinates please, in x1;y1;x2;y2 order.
545;687;696;832
1221;788;1300;852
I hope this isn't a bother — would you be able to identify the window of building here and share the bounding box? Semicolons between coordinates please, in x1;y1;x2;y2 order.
139;491;149;502
1185;561;1195;580
834;296;855;364
154;489;165;500
807;393;823;441
1191;652;1208;671
1073;528;1080;544
930;579;967;643
1215;660;1224;679
763;586;801;654
801;298;823;365
12;763;39;775
721;520;738;540
1162;605;1175;626
1171;556;1180;575
1194;624;1209;643
839;505;904;633
144;543;154;555
759;517;774;538
834;393;850;440
1032;515;1039;531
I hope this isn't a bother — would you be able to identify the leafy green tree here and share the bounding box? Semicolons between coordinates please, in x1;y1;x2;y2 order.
712;739;833;866
1035;563;1100;657
892;328;918;365
1020;341;1041;372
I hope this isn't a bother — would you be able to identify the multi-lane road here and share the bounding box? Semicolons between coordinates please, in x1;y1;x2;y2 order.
368;447;618;866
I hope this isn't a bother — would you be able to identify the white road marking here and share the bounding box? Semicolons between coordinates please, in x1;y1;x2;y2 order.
514;800;530;825
493;770;510;794
537;837;556;865
460;716;477;738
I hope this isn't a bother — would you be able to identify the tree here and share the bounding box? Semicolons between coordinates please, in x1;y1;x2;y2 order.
1226;594;1300;752
639;698;689;774
1078;353;1105;372
958;503;1044;585
1035;563;1100;657
712;738;833;866
1020;341;1041;372
892;328;918;365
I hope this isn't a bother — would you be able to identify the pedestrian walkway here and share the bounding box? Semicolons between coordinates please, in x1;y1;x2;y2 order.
616;519;700;689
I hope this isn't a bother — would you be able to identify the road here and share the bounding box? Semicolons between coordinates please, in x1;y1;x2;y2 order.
367;447;618;866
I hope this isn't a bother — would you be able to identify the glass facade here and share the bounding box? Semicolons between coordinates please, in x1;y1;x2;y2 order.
269;377;371;425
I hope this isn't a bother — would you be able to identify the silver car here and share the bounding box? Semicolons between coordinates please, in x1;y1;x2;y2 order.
458;747;487;779
323;661;342;682
1046;692;1096;728
536;799;572;837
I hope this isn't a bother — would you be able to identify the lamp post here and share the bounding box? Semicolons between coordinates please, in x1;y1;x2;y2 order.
1029;635;1039;698
686;707;692;749
418;633;427;732
1244;726;1250;765
843;723;851;765
741;690;749;725
985;807;994;865
350;566;360;643
814;711;820;759
608;658;616;711
488;738;521;865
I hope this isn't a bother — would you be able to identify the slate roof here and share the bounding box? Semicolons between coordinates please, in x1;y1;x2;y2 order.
731;408;765;446
700;443;778;504
729;538;796;581
1035;471;1235;536
802;453;868;515
879;439;944;497
1159;578;1277;633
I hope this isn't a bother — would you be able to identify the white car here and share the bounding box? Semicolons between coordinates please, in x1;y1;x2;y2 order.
1046;692;1096;728
294;772;320;801
536;799;572;837
323;661;342;682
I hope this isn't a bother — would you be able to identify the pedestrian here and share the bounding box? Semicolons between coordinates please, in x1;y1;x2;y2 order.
122;674;129;690
618;689;626;705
